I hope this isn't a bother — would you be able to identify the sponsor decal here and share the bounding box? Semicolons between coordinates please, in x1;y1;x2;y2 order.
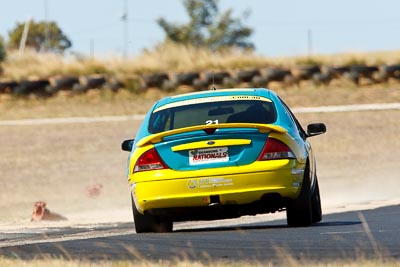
153;95;272;112
189;147;229;165
187;179;197;189
199;178;233;188
292;181;301;188
187;178;233;189
291;168;304;179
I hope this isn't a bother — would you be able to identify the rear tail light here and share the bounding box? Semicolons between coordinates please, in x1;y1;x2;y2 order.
258;138;295;160
134;148;168;172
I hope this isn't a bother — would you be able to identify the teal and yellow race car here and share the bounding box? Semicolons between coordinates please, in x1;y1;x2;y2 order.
122;88;326;233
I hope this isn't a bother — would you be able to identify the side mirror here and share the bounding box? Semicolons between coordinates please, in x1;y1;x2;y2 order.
121;139;134;152
307;123;326;137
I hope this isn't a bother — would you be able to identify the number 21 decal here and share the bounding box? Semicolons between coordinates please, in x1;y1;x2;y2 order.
205;119;219;125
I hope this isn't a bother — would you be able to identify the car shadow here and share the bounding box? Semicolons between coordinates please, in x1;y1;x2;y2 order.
174;220;361;233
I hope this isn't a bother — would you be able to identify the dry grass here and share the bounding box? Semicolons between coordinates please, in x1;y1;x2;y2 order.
1;44;271;80
1;50;110;80
3;44;400;81
288;50;400;66
0;257;399;267
0;88;162;120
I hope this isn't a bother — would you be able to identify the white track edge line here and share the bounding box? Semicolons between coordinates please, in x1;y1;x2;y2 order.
0;103;399;126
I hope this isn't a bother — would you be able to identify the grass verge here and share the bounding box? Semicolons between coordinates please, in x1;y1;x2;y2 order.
3;44;400;81
0;257;399;267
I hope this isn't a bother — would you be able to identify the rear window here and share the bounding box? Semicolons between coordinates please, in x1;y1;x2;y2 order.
149;99;277;134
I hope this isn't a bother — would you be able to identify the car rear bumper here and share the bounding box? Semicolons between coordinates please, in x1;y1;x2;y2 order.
131;159;305;215
146;193;290;222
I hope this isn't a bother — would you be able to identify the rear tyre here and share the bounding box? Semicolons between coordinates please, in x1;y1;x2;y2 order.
131;196;173;233
311;179;322;223
286;163;313;227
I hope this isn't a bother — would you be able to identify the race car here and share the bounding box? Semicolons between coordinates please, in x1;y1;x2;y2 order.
122;88;326;233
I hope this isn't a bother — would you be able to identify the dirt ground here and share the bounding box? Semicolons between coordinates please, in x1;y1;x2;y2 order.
0;88;399;228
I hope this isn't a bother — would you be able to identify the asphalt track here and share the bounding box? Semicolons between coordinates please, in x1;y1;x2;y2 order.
1;205;399;262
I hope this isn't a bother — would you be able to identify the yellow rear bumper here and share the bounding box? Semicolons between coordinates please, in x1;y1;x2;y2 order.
130;159;305;213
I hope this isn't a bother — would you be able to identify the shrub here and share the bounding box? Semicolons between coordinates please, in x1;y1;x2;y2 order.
0;36;6;62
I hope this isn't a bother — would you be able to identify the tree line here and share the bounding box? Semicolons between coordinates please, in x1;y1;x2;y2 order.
0;0;253;63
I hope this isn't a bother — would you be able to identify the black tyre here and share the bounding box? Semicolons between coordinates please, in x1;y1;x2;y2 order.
263;68;290;82
14;79;50;96
386;64;400;79
344;71;360;85
143;73;169;88
312;73;331;86
236;69;261;83
105;77;124;92
174;72;200;86
50;76;79;91
293;65;321;80
283;74;296;87
0;81;18;94
131;196;172;233
251;75;268;87
161;80;177;92
349;65;379;78
286;163;313;227
222;77;238;87
81;75;107;90
204;71;231;85
193;78;209;90
311;179;322;223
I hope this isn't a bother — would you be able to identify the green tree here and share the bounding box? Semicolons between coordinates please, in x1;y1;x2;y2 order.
157;0;254;50
8;20;72;53
0;35;6;62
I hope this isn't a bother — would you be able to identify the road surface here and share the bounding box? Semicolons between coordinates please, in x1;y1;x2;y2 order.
1;205;399;263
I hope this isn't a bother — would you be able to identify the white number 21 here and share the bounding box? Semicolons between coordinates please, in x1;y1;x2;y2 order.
205;119;219;125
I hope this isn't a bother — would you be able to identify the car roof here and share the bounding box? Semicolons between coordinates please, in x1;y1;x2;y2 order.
134;87;300;143
154;88;275;110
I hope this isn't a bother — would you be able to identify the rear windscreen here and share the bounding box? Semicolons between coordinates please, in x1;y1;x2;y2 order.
149;99;277;134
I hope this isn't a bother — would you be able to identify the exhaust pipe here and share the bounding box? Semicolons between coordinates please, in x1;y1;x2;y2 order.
209;195;220;206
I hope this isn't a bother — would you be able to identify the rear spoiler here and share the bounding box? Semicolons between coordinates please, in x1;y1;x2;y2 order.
136;123;287;147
